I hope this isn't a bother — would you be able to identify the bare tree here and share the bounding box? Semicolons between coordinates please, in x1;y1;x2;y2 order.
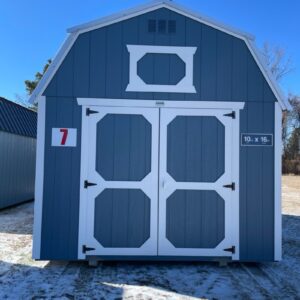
262;42;294;81
262;43;300;173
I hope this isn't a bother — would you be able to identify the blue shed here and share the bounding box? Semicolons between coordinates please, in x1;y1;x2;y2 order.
31;0;290;263
0;97;37;209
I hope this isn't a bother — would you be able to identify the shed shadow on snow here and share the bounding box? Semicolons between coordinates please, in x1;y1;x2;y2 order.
0;201;33;235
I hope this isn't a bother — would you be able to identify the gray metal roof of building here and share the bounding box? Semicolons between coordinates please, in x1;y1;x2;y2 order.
0;97;37;138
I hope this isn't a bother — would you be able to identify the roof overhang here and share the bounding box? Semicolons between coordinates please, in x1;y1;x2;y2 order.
29;0;291;110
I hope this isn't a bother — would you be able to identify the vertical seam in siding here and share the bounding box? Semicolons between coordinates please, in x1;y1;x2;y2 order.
184;17;187;101
104;28;107;97
121;23;124;99
199;22;202;101
88;32;92;97
215;31;218;101
230;37;234;102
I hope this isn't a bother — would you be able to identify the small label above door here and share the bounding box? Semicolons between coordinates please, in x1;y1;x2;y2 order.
51;128;77;147
241;133;273;146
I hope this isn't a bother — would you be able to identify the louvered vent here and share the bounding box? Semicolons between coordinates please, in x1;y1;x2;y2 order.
168;20;176;33
158;20;167;33
148;19;156;33
147;20;176;33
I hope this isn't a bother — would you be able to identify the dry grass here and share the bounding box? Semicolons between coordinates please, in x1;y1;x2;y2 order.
282;175;300;215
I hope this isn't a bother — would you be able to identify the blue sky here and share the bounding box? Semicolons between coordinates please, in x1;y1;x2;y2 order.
0;0;299;103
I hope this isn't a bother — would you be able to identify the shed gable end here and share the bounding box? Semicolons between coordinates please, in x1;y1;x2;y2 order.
44;8;277;104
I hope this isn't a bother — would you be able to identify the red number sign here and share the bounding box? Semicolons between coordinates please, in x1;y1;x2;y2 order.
60;128;68;145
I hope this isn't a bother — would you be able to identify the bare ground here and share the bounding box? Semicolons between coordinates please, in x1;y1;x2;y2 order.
0;176;299;299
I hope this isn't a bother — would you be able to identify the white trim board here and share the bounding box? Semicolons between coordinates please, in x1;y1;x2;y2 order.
126;45;197;93
28;0;290;111
77;98;245;110
274;102;282;261
32;96;46;259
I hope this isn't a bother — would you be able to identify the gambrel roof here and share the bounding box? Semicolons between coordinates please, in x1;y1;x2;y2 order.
29;0;291;110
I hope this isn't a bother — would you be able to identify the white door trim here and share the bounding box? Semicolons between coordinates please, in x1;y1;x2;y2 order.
78;99;243;260
78;106;159;258
77;98;245;110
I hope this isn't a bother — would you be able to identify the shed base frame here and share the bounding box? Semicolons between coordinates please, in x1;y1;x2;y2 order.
85;255;233;262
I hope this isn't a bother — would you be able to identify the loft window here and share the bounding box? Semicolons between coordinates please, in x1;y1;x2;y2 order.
148;19;156;33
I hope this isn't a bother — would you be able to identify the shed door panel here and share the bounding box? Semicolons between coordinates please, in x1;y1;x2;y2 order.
158;108;236;257
82;106;159;256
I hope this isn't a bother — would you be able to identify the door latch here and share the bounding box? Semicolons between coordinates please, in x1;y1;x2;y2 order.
84;180;97;189
223;182;235;190
82;245;95;253
86;108;98;116
223;111;236;119
223;246;235;254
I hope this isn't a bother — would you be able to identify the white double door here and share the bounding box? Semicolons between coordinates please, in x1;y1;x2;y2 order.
79;105;238;259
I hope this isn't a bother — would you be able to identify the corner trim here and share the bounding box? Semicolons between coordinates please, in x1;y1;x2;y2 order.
32;96;46;259
274;101;282;261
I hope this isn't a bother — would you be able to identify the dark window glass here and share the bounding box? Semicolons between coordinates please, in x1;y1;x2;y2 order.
158;20;167;33
148;19;156;33
168;20;176;33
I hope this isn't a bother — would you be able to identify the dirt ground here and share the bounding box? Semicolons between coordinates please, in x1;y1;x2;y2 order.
0;176;299;299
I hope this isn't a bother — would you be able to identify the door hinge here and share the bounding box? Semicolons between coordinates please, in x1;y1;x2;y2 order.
223;111;236;119
223;246;235;254
84;180;97;189
223;182;235;190
82;245;95;253
86;108;98;116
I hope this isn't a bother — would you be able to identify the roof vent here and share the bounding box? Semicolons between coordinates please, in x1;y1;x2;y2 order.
148;19;156;33
158;20;167;33
168;20;176;33
147;20;176;34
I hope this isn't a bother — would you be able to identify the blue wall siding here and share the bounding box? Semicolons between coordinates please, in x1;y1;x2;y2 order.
240;102;275;261
41;97;81;260
42;8;276;261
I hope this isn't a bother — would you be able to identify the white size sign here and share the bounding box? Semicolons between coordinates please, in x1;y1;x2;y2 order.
51;128;77;147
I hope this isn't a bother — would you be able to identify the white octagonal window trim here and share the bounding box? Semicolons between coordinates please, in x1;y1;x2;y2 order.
126;45;197;93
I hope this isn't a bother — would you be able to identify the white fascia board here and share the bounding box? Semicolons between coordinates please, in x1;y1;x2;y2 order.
28;32;79;104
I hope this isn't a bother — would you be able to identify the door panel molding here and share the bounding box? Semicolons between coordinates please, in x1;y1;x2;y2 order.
158;108;240;259
78;106;159;258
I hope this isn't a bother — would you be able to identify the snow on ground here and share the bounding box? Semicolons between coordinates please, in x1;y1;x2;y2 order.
0;176;299;299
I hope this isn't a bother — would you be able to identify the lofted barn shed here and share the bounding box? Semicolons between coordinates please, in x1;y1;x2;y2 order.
31;0;289;263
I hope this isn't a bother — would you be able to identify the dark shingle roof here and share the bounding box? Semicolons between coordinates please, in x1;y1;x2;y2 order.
0;97;37;138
